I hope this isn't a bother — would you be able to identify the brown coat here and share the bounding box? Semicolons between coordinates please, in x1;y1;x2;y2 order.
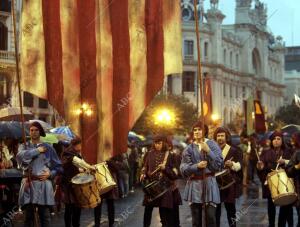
142;149;182;208
61;147;82;204
258;148;293;198
286;149;300;206
221;145;243;203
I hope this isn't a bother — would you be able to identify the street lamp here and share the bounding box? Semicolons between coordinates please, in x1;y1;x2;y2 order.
74;103;93;117
211;113;220;122
153;108;175;126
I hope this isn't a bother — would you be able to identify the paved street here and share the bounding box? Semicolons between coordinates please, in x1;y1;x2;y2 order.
5;178;299;226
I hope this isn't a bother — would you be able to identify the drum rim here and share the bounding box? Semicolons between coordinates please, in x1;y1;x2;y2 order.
215;169;228;176
267;168;286;177
273;193;298;206
219;179;235;190
147;188;170;202
71;173;95;184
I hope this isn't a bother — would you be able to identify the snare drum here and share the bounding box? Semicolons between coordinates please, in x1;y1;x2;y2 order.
71;173;101;208
143;178;171;202
95;162;117;195
215;169;235;190
267;169;297;206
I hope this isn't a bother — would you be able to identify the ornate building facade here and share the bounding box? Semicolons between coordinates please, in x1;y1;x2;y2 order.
284;46;300;104
0;0;15;105
167;0;285;124
0;0;54;123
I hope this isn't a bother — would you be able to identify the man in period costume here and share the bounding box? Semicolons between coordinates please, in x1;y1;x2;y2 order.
286;132;300;227
238;132;250;186
213;127;242;227
180;121;223;227
61;137;84;227
140;135;182;227
257;130;294;227
94;157;119;227
17;121;63;227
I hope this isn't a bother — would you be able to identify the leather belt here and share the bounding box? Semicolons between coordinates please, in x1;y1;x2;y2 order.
23;175;41;181
190;173;215;180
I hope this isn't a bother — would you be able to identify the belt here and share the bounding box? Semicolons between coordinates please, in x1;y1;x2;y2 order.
23;175;41;181
190;173;215;180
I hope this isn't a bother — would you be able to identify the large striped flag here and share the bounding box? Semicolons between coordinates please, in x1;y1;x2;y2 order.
203;76;212;123
20;0;182;163
254;100;266;133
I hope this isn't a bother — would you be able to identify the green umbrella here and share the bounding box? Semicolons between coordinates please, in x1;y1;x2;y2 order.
41;133;59;144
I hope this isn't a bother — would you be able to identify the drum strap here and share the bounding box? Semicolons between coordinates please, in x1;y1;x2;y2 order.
162;151;169;168
222;144;231;160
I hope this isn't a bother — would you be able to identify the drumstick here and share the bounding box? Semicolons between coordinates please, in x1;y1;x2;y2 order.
275;155;282;171
149;166;161;176
255;148;260;162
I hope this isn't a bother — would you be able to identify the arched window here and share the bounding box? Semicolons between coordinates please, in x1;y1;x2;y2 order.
230;110;234;122
223;49;227;65
230;51;233;68
182;71;195;92
223;108;227;124
235;54;239;70
0;0;11;12
252;48;262;75
0;74;9;104
204;42;209;60
0;22;8;50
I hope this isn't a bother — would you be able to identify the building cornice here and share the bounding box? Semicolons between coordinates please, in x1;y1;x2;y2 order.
183;61;285;88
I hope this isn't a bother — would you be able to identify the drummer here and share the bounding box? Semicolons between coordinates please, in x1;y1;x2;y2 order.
213;127;242;227
257;130;294;227
140;134;182;227
61;137;85;227
180;121;223;227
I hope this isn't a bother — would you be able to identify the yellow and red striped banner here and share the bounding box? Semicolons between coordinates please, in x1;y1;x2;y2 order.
20;0;182;163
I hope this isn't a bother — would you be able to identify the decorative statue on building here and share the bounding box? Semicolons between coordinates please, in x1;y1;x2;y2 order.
210;0;219;9
253;0;267;27
236;0;252;8
181;0;204;22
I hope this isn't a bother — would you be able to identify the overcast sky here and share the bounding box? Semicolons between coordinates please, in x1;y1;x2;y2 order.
203;0;300;46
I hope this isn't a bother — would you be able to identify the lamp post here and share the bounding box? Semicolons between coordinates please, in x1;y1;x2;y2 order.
74;103;93;137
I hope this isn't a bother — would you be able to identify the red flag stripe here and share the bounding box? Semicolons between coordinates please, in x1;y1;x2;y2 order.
145;0;165;104
59;0;81;134
41;0;64;115
77;0;98;163
109;0;131;157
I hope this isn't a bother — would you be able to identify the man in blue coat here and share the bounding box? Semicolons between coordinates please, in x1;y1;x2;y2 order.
180;121;223;227
17;121;62;227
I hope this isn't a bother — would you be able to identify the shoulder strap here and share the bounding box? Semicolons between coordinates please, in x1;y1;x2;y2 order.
162;151;169;166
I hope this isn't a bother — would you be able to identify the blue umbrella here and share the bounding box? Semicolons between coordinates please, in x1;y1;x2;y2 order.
0;121;29;139
50;126;76;140
128;131;142;143
281;124;300;136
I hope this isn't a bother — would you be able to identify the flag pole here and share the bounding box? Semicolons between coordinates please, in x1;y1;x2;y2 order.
193;0;205;136
193;0;207;226
11;0;27;147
